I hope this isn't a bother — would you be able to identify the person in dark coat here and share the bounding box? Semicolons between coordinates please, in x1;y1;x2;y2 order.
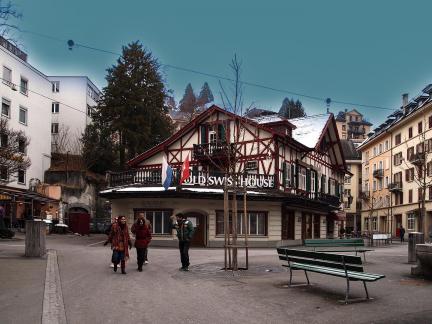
104;216;132;274
174;213;194;271
399;225;406;243
131;215;152;271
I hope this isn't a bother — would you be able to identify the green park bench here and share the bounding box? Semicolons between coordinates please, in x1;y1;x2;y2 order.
304;238;373;261
277;248;385;304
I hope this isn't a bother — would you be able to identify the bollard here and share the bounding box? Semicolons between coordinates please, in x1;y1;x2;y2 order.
408;232;424;263
25;220;46;257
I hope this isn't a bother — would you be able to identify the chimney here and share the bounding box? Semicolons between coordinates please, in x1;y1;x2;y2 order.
345;109;348;113
402;93;409;113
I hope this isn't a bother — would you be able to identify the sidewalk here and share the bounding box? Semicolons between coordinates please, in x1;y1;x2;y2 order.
0;239;46;324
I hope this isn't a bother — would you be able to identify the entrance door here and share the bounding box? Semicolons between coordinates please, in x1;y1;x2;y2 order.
282;210;295;240
301;213;313;240
395;214;402;237
186;212;206;247
68;212;90;235
313;215;321;238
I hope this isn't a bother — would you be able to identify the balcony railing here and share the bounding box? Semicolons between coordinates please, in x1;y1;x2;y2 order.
388;182;402;192
373;169;384;178
409;152;425;166
315;192;341;207
193;142;235;161
360;190;370;200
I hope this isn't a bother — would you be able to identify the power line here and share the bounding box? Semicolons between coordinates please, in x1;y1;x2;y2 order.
20;30;397;112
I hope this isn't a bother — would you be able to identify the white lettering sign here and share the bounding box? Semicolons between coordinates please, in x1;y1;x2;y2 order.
183;174;274;189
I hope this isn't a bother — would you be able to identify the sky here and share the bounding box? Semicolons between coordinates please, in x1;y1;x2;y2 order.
9;0;432;126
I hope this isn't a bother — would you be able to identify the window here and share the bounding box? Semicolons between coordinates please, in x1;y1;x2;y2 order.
283;162;291;187
311;171;316;193
365;151;369;163
136;210;172;234
373;146;377;157
0;166;7;181
385;140;389;151
373;180;377;191
51;81;60;93
394;152;403;166
51;123;59;134
379;160;383;170
418;122;423;134
378;179;383;190
18;138;26;154
373;163;376;172
17;169;25;184
216;211;267;236
20;77;28;95
2;66;11;84
395;133;401;145
365;167;369;176
429;186;432;200
298;168;306;191
407;147;414;160
87;105;92;116
385;176;389;188
19;107;27;125
372;217;378;231
427;161;432;177
429;115;432;129
418;188;423;202
407;213;415;230
416;143;424;154
408;127;413;138
406;168;414;182
52;102;59;113
344;175;351;184
2;98;10;117
409;189;413;203
379;144;383;154
0;133;7;148
342;125;346;131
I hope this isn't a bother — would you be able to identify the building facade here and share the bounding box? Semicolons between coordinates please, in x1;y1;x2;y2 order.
47;76;101;154
359;90;432;239
336;109;372;144
101;105;347;247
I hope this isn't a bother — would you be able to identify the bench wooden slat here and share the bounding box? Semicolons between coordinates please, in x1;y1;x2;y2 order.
277;248;363;265
280;255;364;272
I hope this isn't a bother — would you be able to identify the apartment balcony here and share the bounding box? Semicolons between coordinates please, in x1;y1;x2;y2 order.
409;152;425;166
193;142;235;163
373;169;384;178
388;182;403;193
360;190;370;200
315;192;341;207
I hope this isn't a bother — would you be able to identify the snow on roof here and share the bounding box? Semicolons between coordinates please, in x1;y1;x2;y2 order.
100;186;268;195
250;115;285;124
289;114;330;148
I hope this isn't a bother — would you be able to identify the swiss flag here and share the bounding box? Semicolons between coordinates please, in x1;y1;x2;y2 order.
180;154;190;184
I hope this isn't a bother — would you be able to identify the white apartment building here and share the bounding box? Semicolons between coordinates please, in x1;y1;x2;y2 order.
47;76;101;153
0;38;52;189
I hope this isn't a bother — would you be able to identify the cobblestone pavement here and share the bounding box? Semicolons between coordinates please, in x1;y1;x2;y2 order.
1;234;432;324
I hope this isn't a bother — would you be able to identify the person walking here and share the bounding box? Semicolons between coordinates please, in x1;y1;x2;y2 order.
104;216;132;274
399;225;406;243
174;213;194;271
136;212;152;263
131;215;152;271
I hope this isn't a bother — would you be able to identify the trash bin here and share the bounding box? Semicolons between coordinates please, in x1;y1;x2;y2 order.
408;232;425;263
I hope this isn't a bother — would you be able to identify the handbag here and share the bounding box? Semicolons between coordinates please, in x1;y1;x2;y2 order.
111;250;119;263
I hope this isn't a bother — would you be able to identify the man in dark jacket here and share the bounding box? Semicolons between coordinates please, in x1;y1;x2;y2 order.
175;213;194;271
400;225;406;243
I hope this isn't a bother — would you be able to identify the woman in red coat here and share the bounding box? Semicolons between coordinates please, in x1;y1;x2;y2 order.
131;215;152;272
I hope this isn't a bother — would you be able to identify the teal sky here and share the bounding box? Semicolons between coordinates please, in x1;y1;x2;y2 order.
11;0;432;125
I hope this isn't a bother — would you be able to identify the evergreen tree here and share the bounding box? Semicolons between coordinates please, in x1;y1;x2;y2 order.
278;97;306;119
82;41;173;171
197;82;214;106
179;83;197;114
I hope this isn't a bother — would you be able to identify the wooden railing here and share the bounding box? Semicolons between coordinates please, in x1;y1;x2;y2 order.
193;142;235;160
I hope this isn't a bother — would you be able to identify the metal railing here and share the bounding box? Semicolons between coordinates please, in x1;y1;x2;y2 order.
373;169;384;178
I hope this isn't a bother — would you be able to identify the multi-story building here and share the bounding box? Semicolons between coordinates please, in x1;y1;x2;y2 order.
359;90;432;239
101;105;348;247
336;109;372;144
47;76;101;153
341;140;362;233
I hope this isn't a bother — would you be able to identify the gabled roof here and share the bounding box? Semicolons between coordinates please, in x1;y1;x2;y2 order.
290;114;330;149
128;105;308;167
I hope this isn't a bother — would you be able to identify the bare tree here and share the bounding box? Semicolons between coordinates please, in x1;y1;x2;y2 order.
0;1;22;43
52;124;85;155
0;118;31;183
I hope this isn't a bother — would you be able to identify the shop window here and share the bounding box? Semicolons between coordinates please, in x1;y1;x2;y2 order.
215;211;267;236
135;210;172;235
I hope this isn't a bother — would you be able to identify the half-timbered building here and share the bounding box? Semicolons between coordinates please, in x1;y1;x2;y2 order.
100;105;347;247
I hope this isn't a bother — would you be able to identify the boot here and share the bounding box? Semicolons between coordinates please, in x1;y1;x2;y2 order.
113;263;118;272
121;260;126;274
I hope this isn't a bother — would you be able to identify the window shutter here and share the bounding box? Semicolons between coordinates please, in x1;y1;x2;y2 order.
218;124;225;142
321;175;326;193
200;125;207;144
315;172;319;193
295;163;299;188
328;179;331;194
282;162;287;187
335;181;340;197
306;169;311;192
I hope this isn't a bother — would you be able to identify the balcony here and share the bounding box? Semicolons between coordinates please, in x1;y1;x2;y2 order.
193;142;235;162
360;190;370;200
388;182;402;192
315;192;341;207
409;152;425;166
108;169;166;188
373;169;384;178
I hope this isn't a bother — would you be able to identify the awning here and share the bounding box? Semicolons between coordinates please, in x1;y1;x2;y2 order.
328;211;346;221
0;186;59;204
